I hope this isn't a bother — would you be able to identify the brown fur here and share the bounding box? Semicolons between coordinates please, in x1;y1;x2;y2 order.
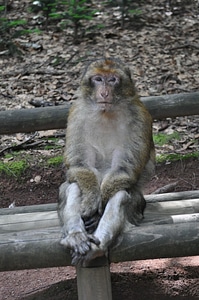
58;58;155;266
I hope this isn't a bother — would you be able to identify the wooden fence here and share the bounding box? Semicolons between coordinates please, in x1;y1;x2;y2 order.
0;92;199;300
0;92;199;134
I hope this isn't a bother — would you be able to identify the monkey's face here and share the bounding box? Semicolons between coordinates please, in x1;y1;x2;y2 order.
80;58;135;113
89;74;120;112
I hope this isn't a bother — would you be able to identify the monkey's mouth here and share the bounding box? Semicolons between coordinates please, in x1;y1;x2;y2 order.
97;101;113;106
97;102;113;111
97;101;112;104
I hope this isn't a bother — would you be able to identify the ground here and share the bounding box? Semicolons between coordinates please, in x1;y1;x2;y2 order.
0;0;199;299
0;258;199;300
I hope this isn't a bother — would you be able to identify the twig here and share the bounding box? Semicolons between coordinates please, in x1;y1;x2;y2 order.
152;182;179;194
0;132;38;155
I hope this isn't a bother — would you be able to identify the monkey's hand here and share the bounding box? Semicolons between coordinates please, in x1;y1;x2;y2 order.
71;240;106;267
101;172;132;205
60;229;100;265
68;167;102;218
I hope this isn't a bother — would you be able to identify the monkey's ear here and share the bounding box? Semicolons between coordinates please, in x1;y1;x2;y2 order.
124;67;133;81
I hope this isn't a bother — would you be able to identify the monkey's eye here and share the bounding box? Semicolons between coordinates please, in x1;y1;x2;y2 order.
108;76;119;84
92;76;103;83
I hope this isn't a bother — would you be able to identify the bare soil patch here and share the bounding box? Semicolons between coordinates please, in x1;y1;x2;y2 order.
1;157;199;209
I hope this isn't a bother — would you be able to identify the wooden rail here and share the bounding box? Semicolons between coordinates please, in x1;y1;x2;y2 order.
0;92;199;134
1;191;199;272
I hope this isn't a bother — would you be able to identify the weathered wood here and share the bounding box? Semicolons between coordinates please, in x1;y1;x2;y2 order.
0;92;199;134
1;190;199;216
76;257;112;300
0;203;57;215
0;222;198;272
145;190;199;202
0;211;59;233
1;199;199;233
143;92;199;119
0;192;198;273
0;104;70;135
0;227;71;270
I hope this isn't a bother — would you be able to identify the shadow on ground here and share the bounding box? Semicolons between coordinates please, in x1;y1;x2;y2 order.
21;268;199;300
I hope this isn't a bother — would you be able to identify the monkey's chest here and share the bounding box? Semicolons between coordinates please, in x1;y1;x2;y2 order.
85;121;128;169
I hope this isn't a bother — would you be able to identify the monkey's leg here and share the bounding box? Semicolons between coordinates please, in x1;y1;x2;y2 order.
58;182;99;259
73;190;130;266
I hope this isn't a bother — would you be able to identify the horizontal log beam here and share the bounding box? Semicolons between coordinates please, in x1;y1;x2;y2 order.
145;190;199;203
0;222;198;272
1;190;199;216
0;203;57;215
1;198;199;233
0;92;199;134
1;192;199;271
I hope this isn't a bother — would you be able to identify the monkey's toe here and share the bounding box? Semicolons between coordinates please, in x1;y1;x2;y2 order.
71;242;106;267
83;213;101;233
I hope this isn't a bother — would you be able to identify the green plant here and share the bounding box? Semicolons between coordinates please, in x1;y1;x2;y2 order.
153;132;181;146
0;5;38;55
106;0;142;28
31;0;59;29
0;160;28;177
52;0;98;43
156;152;199;163
47;155;63;166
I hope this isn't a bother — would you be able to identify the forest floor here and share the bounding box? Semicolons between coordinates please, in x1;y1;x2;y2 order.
0;0;199;299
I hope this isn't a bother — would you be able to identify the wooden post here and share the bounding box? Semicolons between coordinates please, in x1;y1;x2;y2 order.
76;256;112;300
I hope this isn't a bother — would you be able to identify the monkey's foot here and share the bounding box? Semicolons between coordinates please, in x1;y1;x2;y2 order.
60;232;100;262
71;242;106;266
83;212;101;234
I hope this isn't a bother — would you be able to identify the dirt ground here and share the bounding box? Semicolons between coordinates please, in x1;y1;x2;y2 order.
0;158;199;300
0;257;199;300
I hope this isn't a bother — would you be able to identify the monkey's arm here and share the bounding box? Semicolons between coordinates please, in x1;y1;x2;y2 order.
64;105;102;219
101;108;154;205
67;167;101;218
58;182;100;264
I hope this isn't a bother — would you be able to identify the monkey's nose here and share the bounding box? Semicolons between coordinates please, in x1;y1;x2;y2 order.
101;91;109;99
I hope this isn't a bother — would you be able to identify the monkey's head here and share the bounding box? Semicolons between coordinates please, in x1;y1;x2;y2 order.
80;58;136;112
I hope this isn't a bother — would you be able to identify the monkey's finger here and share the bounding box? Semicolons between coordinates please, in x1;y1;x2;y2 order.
84;214;100;226
84;213;101;233
60;237;70;247
73;240;91;256
85;220;99;233
88;235;100;246
71;251;86;266
71;253;82;266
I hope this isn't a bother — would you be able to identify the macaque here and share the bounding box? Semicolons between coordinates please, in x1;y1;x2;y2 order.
58;58;155;266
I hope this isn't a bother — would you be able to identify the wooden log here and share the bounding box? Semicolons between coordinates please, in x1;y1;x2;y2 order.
143;92;199;119
0;211;59;233
0;222;199;272
0;194;199;272
1;190;199;216
76;257;112;300
145;190;199;203
0;92;199;134
0;203;57;215
1;199;199;233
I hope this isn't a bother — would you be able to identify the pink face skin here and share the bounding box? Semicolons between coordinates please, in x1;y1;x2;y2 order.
91;74;120;112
